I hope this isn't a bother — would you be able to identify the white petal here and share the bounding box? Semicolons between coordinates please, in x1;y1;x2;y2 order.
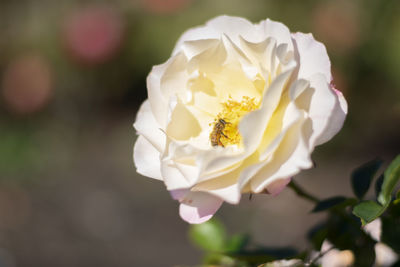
179;191;223;224
303;74;347;148
166;100;202;141
260;19;293;50
147;62;170;128
250;112;313;193
192;167;242;204
133;100;165;152
179;39;220;60
133;136;162;180
240;67;295;153
292;32;332;82
161;158;193;190
314;87;347;146
206;15;260;44
238;102;304;190
172;26;220;56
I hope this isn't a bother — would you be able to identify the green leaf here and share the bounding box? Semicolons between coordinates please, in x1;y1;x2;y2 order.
352;237;376;267
311;196;349;213
353;155;400;225
381;203;400;254
351;158;383;200
374;174;384;199
188;218;226;252
229;247;298;265
378;155;400;206
352;200;384;225
307;223;328;250
225;234;249;252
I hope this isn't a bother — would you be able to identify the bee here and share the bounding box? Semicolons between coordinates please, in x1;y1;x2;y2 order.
210;119;230;147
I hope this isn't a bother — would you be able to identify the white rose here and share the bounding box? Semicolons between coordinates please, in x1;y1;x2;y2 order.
133;15;347;223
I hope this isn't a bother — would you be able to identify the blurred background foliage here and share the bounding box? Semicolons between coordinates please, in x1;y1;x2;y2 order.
0;0;399;266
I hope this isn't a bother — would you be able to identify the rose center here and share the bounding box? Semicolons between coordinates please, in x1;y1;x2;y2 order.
210;96;259;147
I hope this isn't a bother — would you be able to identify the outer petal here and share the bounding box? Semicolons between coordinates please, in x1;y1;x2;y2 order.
261;19;293;50
178;191;223;224
147;62;169;128
192;166;242;204
292;32;332;82
173;16;294;56
299;74;347;148
205;15;261;44
133;136;162;180
314;88;347;146
133;100;165;152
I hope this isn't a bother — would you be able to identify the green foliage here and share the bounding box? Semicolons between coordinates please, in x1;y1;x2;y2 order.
353;201;384;225
381;203;400;254
374;174;384;199
351;158;382;200
225;234;250;252
353;155;400;225
395;189;400;205
188;218;226;252
307;223;328;251
378;155;400;206
190;155;400;267
311;196;354;213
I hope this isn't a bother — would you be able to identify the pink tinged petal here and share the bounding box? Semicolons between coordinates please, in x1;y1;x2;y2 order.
292;32;332;82
179;192;223;224
133;100;165;152
133;136;162;180
170;188;189;200
265;177;291;196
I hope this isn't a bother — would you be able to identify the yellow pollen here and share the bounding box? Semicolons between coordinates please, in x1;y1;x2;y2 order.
210;96;259;147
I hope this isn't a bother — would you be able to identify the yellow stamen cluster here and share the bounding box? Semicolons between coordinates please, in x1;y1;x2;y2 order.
210;96;259;147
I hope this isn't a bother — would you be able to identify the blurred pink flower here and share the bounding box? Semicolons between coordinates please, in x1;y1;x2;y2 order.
63;6;124;65
2;55;53;115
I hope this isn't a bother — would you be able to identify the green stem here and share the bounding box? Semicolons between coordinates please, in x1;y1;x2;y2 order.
288;180;320;203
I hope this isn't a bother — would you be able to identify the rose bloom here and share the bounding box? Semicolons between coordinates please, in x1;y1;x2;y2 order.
133;16;347;223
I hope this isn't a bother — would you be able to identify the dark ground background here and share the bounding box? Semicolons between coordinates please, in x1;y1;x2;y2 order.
0;0;400;266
